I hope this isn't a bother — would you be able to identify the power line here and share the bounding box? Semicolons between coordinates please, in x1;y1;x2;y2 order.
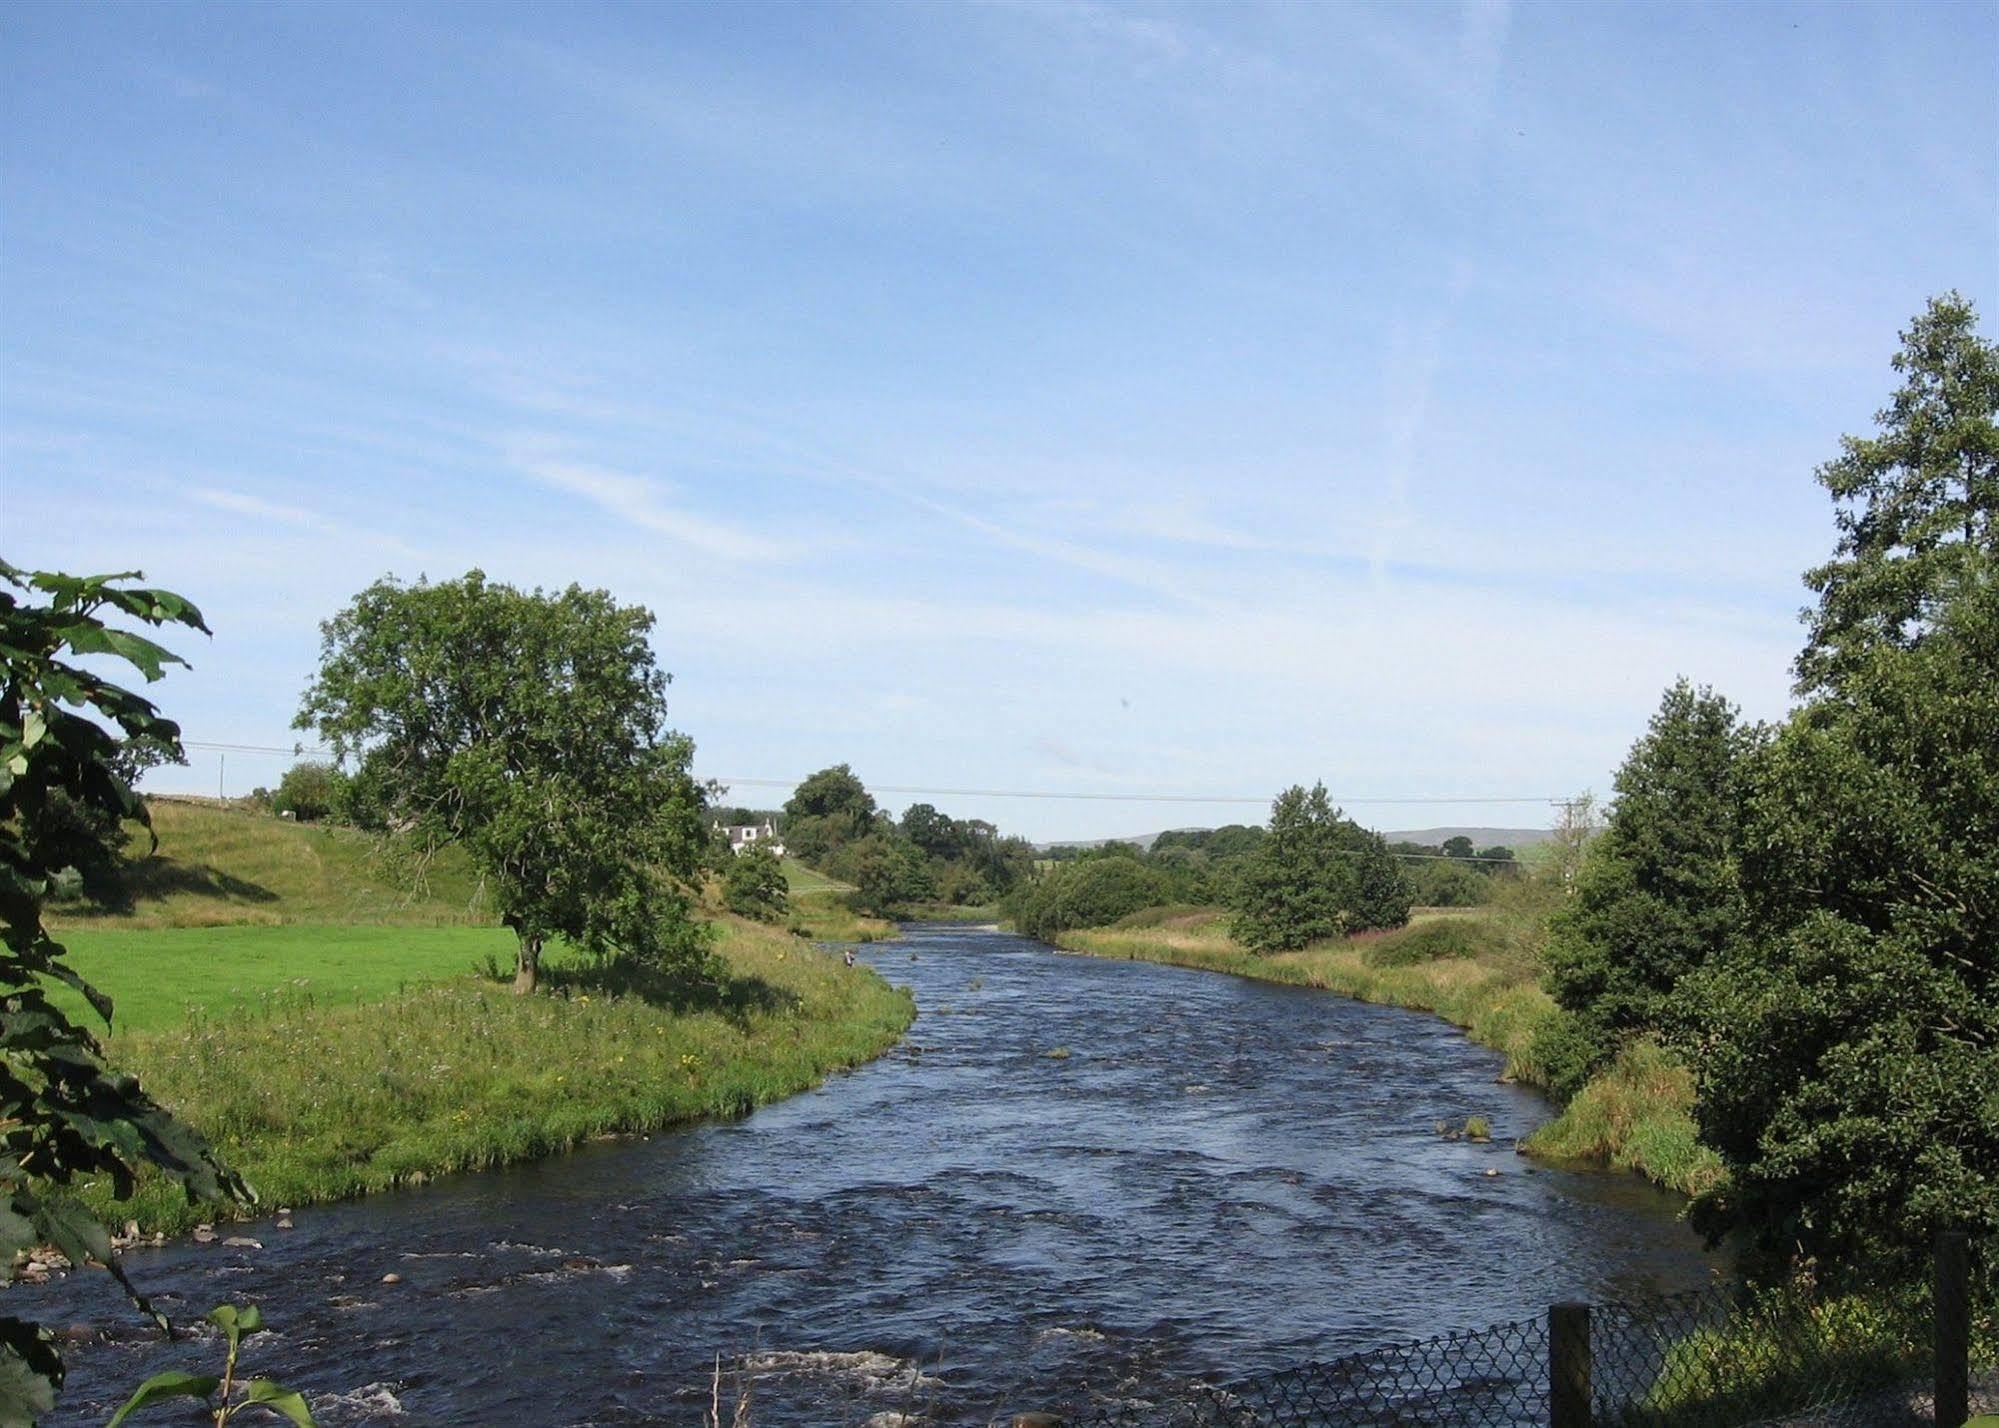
706;777;1562;806
178;742;1568;809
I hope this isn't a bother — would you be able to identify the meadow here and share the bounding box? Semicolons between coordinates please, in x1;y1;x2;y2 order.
1054;896;1723;1197
51;799;915;1232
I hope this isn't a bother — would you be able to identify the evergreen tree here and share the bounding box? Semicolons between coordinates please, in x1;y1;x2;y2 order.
1539;681;1753;1098
1233;785;1410;952
1799;292;1999;694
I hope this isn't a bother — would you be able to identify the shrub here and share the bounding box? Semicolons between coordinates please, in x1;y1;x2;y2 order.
722;845;788;922
1008;858;1173;940
1363;918;1489;967
272;761;348;822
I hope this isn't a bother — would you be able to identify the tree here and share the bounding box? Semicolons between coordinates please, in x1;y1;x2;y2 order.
721;844;788;922
1411;858;1491;908
0;563;246;1419
1538;681;1754;1098
899;802;959;861
272;761;345;822
1799;293;1999;695
297;572;709;994
1440;835;1475;859
1683;567;1999;1273
848;836;934;915
781;764;877;863
1232;784;1411;953
1007;856;1172;940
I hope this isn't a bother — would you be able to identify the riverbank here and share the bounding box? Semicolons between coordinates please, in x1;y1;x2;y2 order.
82;914;915;1234
1050;906;1722;1197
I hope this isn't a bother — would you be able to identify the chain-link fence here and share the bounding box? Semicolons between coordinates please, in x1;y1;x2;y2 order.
1056;1235;1991;1428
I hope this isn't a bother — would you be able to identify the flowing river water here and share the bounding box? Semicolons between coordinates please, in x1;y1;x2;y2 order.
21;924;1715;1424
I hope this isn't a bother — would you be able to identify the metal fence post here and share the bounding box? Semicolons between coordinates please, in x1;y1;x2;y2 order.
1938;1229;1970;1428
1550;1301;1592;1428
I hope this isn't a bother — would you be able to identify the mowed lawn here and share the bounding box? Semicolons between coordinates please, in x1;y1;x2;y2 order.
52;924;518;1032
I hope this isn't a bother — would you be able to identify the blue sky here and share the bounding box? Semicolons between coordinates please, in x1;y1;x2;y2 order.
4;0;1995;841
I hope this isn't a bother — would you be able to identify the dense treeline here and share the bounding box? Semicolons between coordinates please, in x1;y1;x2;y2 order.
752;763;1037;914
1008;788;1431;944
1538;293;1999;1277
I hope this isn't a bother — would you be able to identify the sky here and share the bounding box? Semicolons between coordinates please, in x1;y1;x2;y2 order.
4;0;1996;842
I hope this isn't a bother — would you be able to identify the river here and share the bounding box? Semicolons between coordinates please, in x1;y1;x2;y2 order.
19;924;1714;1424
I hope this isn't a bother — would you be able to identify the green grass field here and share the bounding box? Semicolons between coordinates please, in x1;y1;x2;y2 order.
55;924;519;1031
52;798;491;929
37;797;915;1232
93;917;915;1233
780;858;852;894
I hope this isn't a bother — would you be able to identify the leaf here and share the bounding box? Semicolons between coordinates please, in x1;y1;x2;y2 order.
203;1303;262;1352
243;1379;318;1427
0;1319;61;1428
103;1371;221;1427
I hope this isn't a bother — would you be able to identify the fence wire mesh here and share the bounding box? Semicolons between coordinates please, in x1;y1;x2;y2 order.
1064;1242;1995;1427
1065;1312;1550;1426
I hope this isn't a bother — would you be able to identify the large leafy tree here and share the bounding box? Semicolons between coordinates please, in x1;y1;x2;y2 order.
1232;783;1411;953
1539;680;1755;1098
298;572;708;993
0;563;246;1423
780;764;879;864
1684;565;1999;1272
1799;291;1999;694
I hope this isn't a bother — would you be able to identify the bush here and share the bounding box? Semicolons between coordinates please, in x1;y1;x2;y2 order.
1411;859;1493;907
722;845;788;922
1362;917;1488;967
1008;858;1173;940
272;761;347;822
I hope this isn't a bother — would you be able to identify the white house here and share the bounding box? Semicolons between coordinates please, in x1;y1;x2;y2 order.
719;820;786;857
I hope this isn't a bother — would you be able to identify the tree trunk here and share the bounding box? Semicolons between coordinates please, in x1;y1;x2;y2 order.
513;933;542;995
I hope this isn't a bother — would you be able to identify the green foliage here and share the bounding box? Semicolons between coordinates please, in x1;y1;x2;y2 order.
0;562;247;1422
1409;858;1494;907
107;1304;316;1426
1672;298;1999;1275
846;836;937;915
1540;680;1753;1098
1684;565;1999;1272
1231;783;1412;952
1630;1282;1926;1427
1007;856;1173;939
90;918;913;1235
721;845;788;922
780;764;880;863
1361;916;1486;967
270;762;345;823
1799;292;1999;695
297;572;710;993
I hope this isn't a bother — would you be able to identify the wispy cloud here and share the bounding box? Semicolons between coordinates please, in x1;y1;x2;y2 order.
188;485;341;534
512;451;791;565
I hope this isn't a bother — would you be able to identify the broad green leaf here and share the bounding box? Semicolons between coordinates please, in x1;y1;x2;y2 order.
244;1379;318;1426
104;1371;220;1427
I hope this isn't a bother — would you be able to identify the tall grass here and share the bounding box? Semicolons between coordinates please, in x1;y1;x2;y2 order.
1051;888;1718;1197
86;917;915;1233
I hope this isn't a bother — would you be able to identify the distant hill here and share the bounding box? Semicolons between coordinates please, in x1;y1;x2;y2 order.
1037;823;1554;853
1383;826;1555;849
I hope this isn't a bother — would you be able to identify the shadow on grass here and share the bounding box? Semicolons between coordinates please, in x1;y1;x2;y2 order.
479;952;801;1030
64;857;283;917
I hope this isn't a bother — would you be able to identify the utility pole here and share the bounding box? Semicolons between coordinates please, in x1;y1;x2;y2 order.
218;752;225;801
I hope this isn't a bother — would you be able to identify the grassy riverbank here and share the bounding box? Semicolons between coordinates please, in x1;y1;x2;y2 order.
1052;901;1722;1197
86;915;914;1234
46;799;914;1233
